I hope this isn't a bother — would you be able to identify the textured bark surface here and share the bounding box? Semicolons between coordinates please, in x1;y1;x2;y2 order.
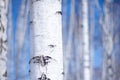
0;0;8;80
82;0;91;80
30;0;63;80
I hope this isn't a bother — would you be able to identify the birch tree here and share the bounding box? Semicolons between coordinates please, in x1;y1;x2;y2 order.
0;0;8;79
100;0;114;80
62;0;69;79
7;0;16;79
29;0;63;80
81;0;91;80
112;2;120;80
89;0;95;80
75;7;82;80
15;0;30;79
64;0;76;79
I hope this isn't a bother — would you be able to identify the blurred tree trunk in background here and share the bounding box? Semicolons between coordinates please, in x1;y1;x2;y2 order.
101;0;114;80
7;0;16;80
0;0;8;79
63;0;92;80
82;0;91;80
62;0;69;80
15;0;30;79
89;0;95;80
64;0;76;79
112;1;120;80
29;0;63;80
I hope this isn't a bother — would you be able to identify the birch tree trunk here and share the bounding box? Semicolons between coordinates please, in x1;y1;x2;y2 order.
64;0;75;80
29;0;63;80
7;0;16;79
62;0;69;80
89;0;95;80
15;0;30;79
111;2;120;80
78;1;84;80
81;0;91;80
101;0;114;80
0;0;8;79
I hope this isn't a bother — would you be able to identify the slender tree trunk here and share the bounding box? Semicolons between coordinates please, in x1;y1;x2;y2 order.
75;14;81;80
112;2;120;80
79;1;84;80
0;0;8;79
15;0;30;79
15;1;26;79
101;0;114;80
62;0;69;80
7;0;16;79
82;0;91;80
64;0;75;80
29;0;63;80
89;0;95;80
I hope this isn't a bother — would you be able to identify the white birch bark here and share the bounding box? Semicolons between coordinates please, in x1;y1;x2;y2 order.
30;0;63;80
82;0;91;80
0;0;8;79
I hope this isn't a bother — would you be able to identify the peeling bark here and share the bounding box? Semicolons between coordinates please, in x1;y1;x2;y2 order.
0;0;8;79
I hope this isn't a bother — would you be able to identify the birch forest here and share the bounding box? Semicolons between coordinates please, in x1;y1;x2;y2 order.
0;0;120;80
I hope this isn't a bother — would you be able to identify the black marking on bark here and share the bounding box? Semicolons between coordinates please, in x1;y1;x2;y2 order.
3;70;7;77
56;11;62;15
107;65;112;69
0;38;7;54
81;25;83;28
34;35;41;37
48;45;56;48
0;21;5;32
29;55;55;67
38;73;50;80
62;72;64;75
107;55;112;59
32;0;41;4
0;58;6;61
30;21;33;24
